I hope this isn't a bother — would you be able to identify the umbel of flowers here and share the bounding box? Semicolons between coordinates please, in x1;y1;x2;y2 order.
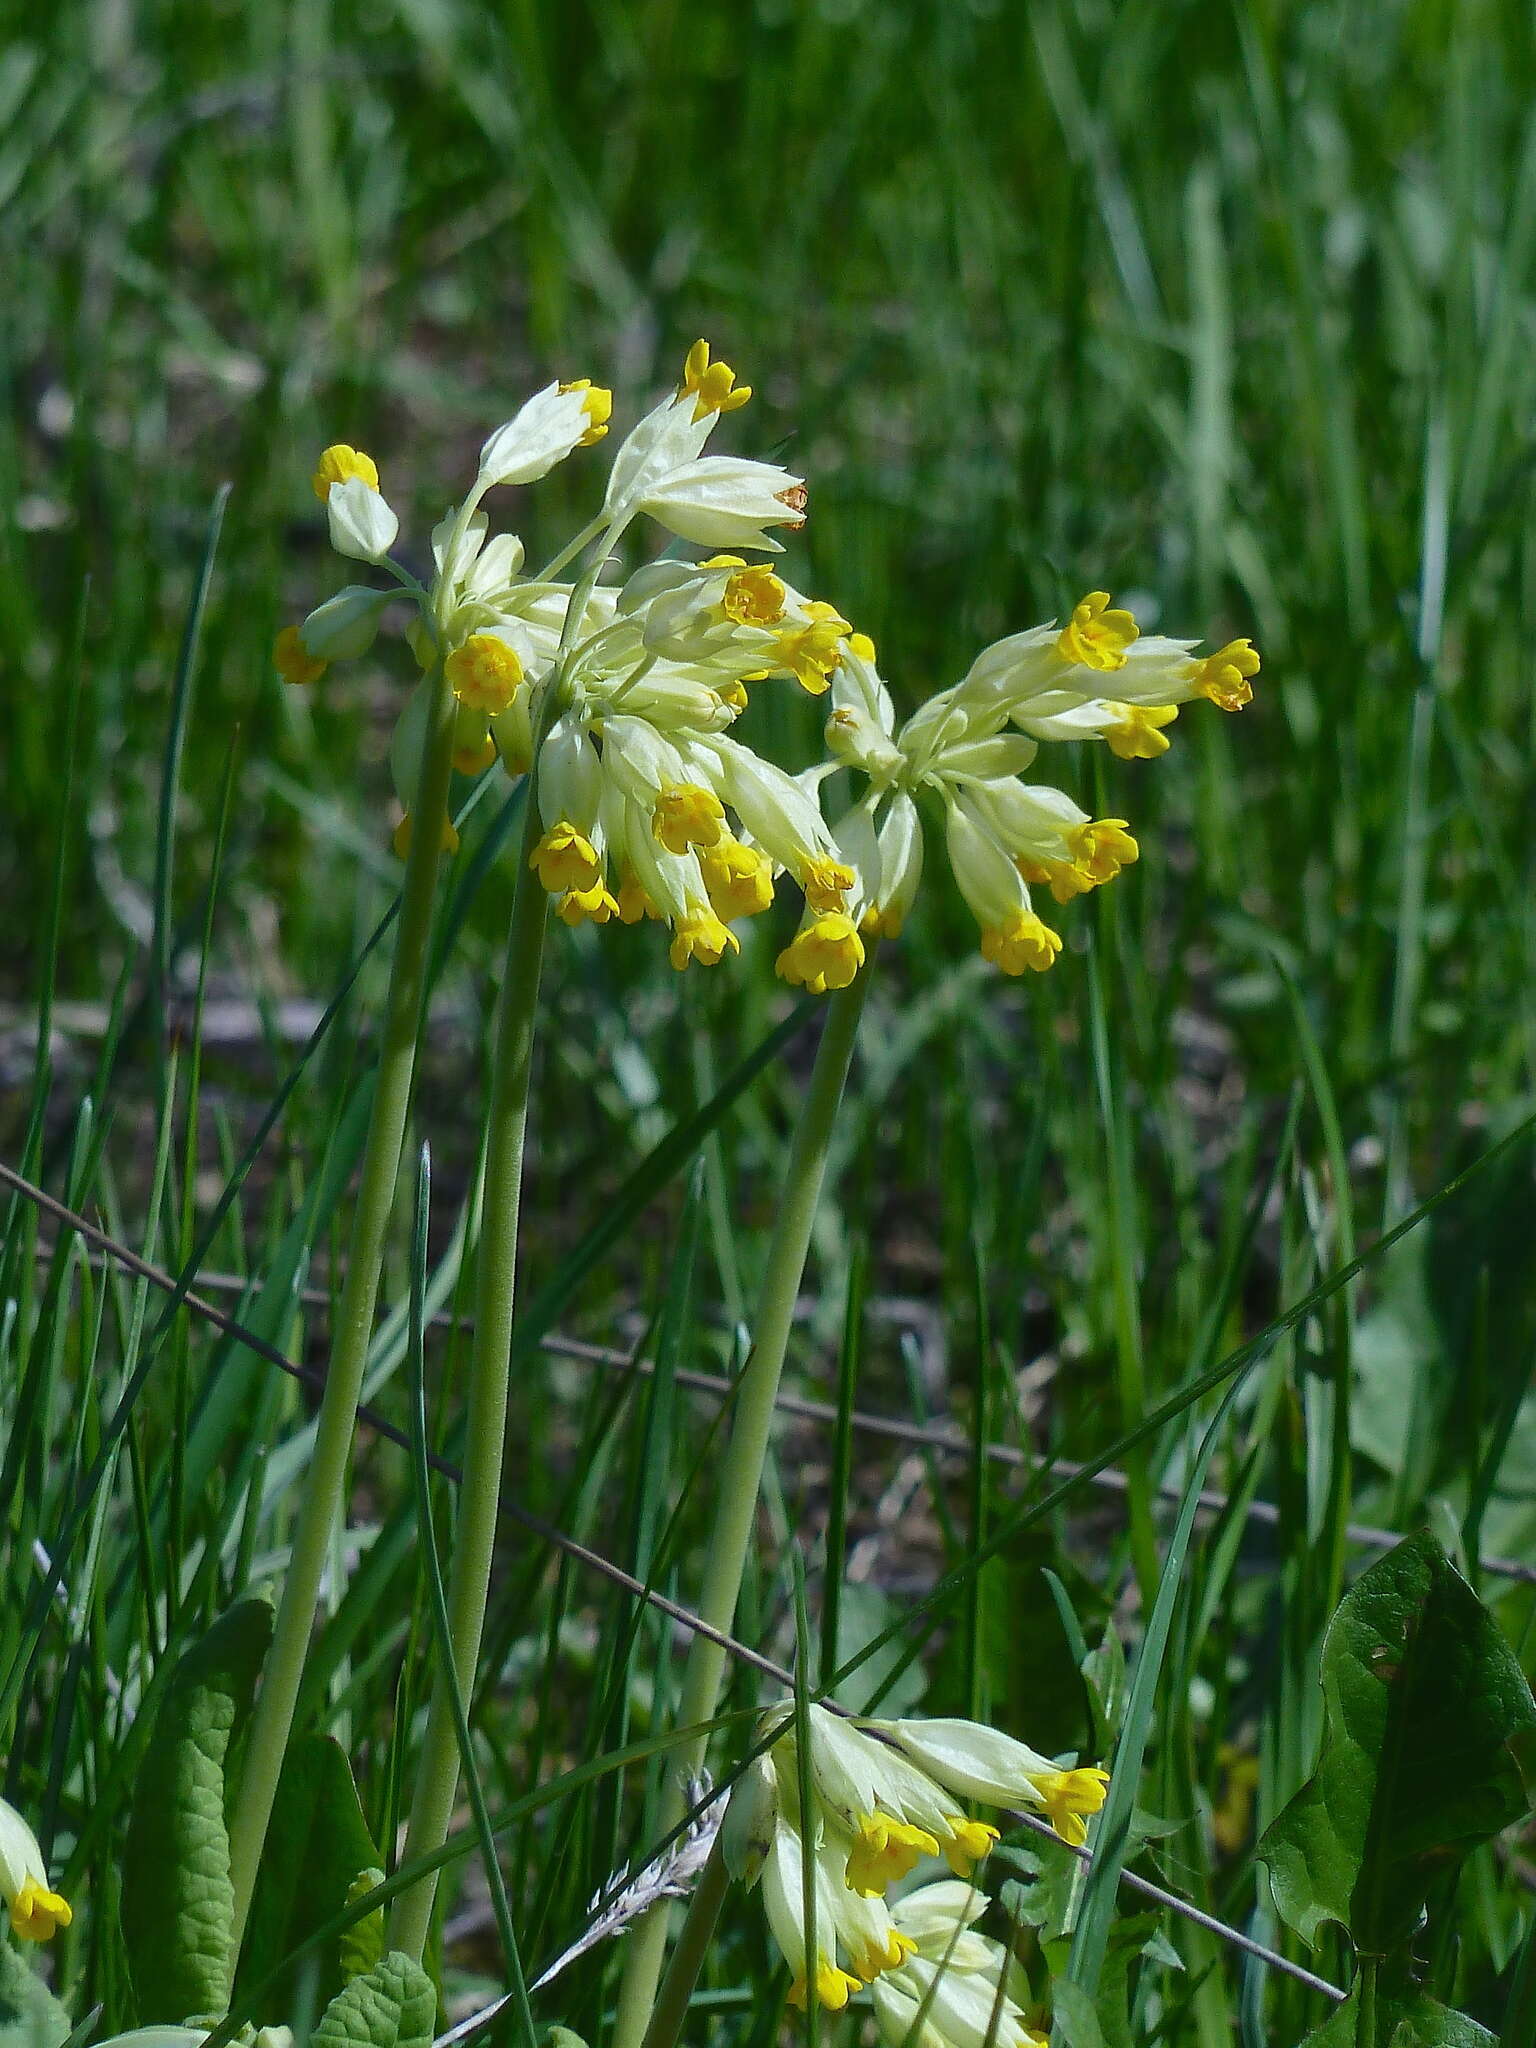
277;342;871;972
722;1704;1107;2014
278;346;1258;996
793;593;1259;988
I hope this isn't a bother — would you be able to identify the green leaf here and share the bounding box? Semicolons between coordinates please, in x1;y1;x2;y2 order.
234;1736;381;2019
1300;1983;1496;2047
311;1951;435;2048
0;1939;71;2048
1050;1978;1108;2048
120;1599;274;2023
339;1871;388;1985
1259;1533;1536;1954
1081;1621;1128;1758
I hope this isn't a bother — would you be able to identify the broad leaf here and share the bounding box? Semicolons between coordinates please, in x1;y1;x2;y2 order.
0;1940;71;2048
1259;1534;1536;1954
235;1736;381;2019
1299;1983;1496;2047
311;1951;434;2048
120;1600;274;2022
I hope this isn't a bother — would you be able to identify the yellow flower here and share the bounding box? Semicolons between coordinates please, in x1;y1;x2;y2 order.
653;783;727;855
311;444;379;501
844;1814;940;1898
453;734;499;775
669;913;740;970
446;632;524;714
557;881;620;925
557;377;614;445
678;338;752;423
1105;703;1178;760
615;870;656;924
1192;636;1260;711
711;557;786;626
392;812;459;858
530;821;602;894
942;1817;1001;1878
1056;589;1139;670
701;837;776;921
1067;818;1138;883
1022;818;1139;902
273;625;327;687
789;1962;863;2012
799;852;855;911
10;1880;71;1942
979;910;1061;975
767;601;853;695
776;912;866;994
0;1798;71;1942
1035;1767;1110;1847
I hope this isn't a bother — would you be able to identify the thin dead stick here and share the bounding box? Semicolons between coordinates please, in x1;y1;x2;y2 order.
28;1211;1536;1587
11;1160;1345;2007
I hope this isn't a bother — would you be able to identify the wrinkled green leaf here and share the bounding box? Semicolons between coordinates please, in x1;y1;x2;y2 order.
1300;1982;1496;2047
1259;1534;1536;1954
311;1951;434;2048
121;1599;274;2022
235;1737;381;2018
0;1939;71;2048
338;1870;388;1986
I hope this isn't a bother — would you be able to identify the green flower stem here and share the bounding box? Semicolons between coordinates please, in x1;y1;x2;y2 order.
228;659;458;1949
387;732;552;1963
638;1842;730;2048
612;952;876;2048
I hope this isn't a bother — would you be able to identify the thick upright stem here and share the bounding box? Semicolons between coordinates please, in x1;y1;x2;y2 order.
611;957;874;2048
229;662;458;1947
387;778;550;1962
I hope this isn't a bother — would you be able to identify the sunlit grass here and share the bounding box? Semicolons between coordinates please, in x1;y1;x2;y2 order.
2;3;1535;2045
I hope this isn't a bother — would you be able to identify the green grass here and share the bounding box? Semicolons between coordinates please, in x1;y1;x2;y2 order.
3;2;1536;2045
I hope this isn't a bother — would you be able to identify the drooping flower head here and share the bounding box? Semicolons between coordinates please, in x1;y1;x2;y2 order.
723;1704;1106;2011
273;345;877;972
805;596;1258;975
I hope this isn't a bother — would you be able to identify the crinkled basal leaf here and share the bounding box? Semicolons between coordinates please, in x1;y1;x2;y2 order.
1259;1534;1536;1954
312;1951;434;2048
338;1870;388;1986
0;1936;71;2048
121;1599;274;2022
1299;1983;1495;2047
235;1737;381;2017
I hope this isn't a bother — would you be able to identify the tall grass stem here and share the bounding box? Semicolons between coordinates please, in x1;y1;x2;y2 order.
226;659;458;1947
388;725;552;1961
611;952;875;2048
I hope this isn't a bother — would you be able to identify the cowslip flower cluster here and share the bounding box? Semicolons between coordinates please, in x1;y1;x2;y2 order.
797;595;1259;979
0;1794;71;1941
870;1882;1045;2048
721;1703;1107;2012
275;345;875;969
